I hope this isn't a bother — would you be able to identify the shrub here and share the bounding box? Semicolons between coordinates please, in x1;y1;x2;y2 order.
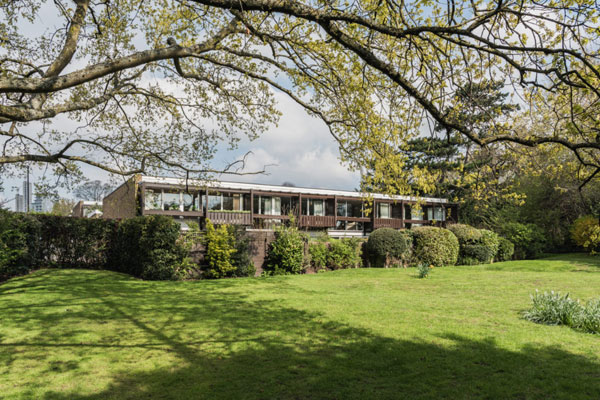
109;215;186;280
524;290;582;326
500;222;547;259
264;226;307;275
570;215;600;253
496;237;515;261
229;225;256;277
309;241;328;270
416;263;432;279
524;291;600;334
365;228;412;267
36;215;116;269
578;299;600;334
203;220;237;279
412;227;459;266
327;238;362;269
447;224;482;245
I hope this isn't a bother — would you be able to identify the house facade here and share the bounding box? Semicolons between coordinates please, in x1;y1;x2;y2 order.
102;175;457;235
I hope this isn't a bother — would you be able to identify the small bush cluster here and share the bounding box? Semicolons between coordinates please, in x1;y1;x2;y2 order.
412;226;459;267
570;215;600;253
416;263;432;279
308;237;363;271
524;290;600;334
202;220;255;279
264;226;307;275
364;228;412;267
448;224;503;264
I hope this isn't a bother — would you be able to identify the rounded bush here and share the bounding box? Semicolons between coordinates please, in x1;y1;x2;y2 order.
570;215;600;252
447;224;482;245
462;244;496;265
496;237;514;262
265;227;306;275
412;226;459;266
365;228;412;267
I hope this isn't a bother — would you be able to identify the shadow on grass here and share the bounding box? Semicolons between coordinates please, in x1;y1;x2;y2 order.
1;270;599;399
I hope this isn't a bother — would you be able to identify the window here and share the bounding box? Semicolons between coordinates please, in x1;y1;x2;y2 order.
257;196;281;215
337;201;347;217
427;206;445;221
337;200;364;218
305;198;325;216
378;203;390;219
207;194;221;211
145;189;162;210
183;192;200;211
163;190;181;211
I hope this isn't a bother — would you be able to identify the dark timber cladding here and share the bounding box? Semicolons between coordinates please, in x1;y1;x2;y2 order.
101;175;458;234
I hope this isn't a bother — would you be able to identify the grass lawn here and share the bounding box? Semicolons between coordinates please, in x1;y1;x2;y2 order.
1;254;599;399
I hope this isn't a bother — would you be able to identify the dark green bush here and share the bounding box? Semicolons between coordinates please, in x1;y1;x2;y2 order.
36;215;117;269
496;237;515;261
365;228;412;267
109;215;186;280
500;222;547;259
327;238;362;269
412;227;459;266
229;225;256;277
264;226;307;275
309;241;328;270
0;211;35;281
448;224;500;264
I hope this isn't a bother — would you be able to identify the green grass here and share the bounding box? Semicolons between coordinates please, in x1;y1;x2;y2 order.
1;254;599;399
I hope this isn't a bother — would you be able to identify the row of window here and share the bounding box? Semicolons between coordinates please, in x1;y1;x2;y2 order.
143;189;445;220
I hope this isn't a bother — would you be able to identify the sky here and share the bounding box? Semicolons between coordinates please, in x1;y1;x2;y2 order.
0;90;361;209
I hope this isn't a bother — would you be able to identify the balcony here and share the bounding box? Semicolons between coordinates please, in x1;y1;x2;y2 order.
206;211;252;225
374;218;404;229
299;215;336;228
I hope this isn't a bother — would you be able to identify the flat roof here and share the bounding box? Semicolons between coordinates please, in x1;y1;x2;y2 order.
139;176;448;204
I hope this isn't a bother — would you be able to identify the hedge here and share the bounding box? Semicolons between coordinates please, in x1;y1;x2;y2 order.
0;211;189;282
496;237;515;262
448;224;502;264
364;228;412;267
412;226;459;266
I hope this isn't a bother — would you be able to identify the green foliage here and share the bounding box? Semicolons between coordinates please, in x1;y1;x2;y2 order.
203;220;237;279
265;226;307;275
412;227;459;267
500;222;547;259
327;238;362;270
309;241;328;271
448;224;499;265
109;215;186;280
570;215;600;253
36;215;117;269
524;291;600;334
496;237;515;262
416;263;432;279
365;228;412;267
229;225;256;277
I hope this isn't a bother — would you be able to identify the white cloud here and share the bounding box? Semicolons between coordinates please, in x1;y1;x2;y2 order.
217;92;360;191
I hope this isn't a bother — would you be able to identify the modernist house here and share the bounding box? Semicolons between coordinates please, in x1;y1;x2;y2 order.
71;201;103;218
102;175;457;236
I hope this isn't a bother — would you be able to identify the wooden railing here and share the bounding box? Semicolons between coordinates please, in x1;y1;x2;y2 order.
206;211;252;225
374;218;404;229
299;215;336;227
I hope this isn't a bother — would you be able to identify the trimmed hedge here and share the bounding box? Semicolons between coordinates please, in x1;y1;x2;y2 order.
448;224;501;264
108;215;187;280
364;228;412;267
412;226;459;266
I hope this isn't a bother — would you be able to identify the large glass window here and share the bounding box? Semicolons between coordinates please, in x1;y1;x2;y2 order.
145;189;162;210
207;194;221;211
427;206;445;221
183;192;200;211
257;196;281;215
305;198;325;216
337;200;364;218
378;203;390;219
163;190;181;211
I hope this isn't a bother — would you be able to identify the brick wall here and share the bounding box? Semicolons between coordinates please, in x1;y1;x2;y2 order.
103;178;138;219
